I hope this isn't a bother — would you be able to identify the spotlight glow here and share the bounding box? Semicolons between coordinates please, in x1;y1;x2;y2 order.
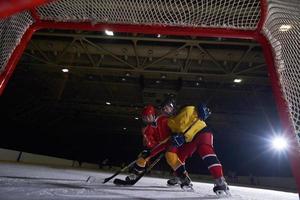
271;136;288;151
105;30;114;36
234;78;242;83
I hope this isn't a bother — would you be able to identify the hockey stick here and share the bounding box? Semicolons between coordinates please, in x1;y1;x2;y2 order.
104;138;170;184
113;152;164;185
103;159;137;183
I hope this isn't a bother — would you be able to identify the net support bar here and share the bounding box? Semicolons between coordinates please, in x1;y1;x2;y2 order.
35;21;257;39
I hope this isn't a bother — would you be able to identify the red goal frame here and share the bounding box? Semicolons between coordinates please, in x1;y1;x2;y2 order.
0;0;299;195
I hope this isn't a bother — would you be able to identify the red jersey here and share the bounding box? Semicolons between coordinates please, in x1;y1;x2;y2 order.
155;114;171;142
142;114;171;149
142;124;158;149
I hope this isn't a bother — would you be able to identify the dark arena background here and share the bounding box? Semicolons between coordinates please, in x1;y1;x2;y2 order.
0;0;299;199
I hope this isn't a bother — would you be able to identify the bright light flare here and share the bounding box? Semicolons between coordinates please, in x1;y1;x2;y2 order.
234;78;242;83
271;136;288;151
105;30;114;36
62;68;69;73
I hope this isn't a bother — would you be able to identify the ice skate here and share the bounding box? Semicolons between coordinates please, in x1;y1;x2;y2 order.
167;176;181;186
179;173;194;191
213;177;230;197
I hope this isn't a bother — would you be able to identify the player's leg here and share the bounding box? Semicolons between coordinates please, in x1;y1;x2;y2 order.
165;142;197;188
196;132;229;195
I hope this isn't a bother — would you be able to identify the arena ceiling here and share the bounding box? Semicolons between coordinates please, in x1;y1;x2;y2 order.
1;29;279;141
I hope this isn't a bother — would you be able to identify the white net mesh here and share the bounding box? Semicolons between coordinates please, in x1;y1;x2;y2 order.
263;0;300;145
37;0;260;30
0;12;33;73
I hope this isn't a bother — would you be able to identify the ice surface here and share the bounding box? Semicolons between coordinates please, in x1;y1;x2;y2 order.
0;162;298;200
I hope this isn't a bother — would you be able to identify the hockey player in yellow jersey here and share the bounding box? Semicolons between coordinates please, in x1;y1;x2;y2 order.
165;103;229;196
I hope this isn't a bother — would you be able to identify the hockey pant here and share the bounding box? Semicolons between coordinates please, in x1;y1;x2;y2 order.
165;132;223;179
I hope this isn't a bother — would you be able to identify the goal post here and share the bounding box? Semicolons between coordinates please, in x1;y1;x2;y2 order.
0;0;299;194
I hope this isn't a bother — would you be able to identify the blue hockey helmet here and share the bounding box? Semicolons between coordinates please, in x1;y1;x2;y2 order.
197;103;211;120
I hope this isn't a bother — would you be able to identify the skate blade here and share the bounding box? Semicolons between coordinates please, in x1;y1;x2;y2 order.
166;183;180;187
215;190;231;198
181;185;194;192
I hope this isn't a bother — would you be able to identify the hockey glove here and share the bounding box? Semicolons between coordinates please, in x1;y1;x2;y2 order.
171;134;186;147
197;103;211;120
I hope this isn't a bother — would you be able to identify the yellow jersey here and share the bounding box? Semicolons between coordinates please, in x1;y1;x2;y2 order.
167;106;207;142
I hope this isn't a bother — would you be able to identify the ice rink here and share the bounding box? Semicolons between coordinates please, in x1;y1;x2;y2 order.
0;162;298;200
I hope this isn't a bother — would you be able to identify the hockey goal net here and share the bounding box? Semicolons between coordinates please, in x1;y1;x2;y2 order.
0;0;299;190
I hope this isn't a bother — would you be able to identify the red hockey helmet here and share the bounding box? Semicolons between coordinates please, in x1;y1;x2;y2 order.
142;104;156;117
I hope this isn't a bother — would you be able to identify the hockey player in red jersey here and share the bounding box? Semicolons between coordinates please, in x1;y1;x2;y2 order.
143;96;177;158
125;104;172;181
165;103;229;196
